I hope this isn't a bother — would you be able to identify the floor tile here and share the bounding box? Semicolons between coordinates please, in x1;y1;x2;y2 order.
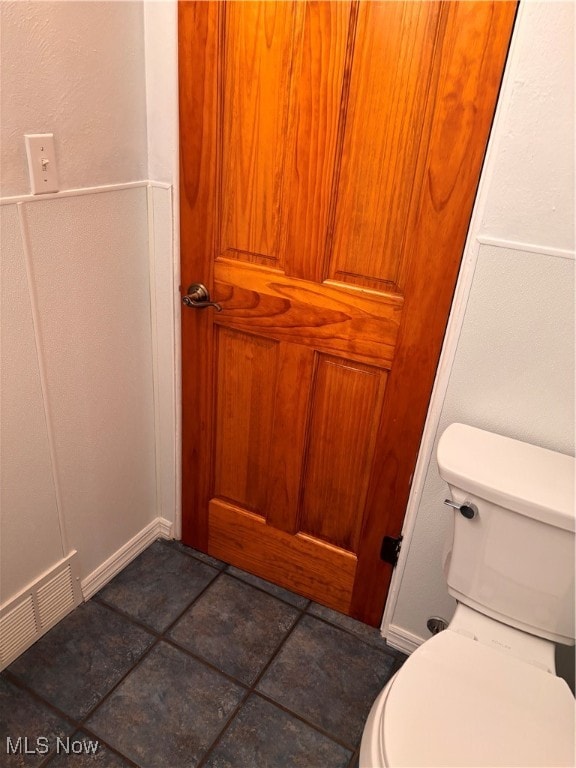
257;614;395;747
8;602;154;720
308;602;406;657
96;540;218;631
163;540;227;570
226;566;310;609
168;574;299;685
0;677;74;768
203;693;351;768
43;731;132;767
87;641;245;768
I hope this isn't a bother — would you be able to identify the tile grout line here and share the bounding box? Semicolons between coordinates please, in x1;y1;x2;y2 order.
74;569;236;737
160;537;316;614
163;571;311;692
2;669;141;768
81;565;258;767
77;636;164;726
1;669;80;729
89;546;401;760
160;541;405;663
5;541;403;767
197;604;360;763
90;595;163;638
302;605;408;661
194;689;252;768
163;540;405;662
249;609;308;690
196;608;354;768
222;568;312;612
90;568;308;699
251;689;359;754
92;558;221;640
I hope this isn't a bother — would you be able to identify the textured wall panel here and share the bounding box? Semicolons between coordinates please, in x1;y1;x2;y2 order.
20;188;156;580
393;245;575;640
0;1;147;196
481;2;575;251
441;246;574;453
0;204;64;603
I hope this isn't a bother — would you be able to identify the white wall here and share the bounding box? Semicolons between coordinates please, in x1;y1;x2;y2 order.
0;0;178;613
0;1;148;198
386;1;575;656
144;0;179;186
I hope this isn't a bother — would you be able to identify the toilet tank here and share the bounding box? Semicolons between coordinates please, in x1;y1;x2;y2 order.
437;424;575;645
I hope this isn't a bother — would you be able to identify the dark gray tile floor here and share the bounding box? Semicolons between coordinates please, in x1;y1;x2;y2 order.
1;540;405;768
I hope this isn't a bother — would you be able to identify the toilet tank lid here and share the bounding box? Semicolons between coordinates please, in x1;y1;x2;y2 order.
437;424;575;532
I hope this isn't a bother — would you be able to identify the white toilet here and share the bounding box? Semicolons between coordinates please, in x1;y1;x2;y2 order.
360;423;575;767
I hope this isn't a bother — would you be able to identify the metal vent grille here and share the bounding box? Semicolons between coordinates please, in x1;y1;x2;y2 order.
0;596;38;668
37;565;75;628
0;551;81;670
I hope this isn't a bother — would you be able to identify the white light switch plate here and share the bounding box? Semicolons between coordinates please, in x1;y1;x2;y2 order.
25;133;59;194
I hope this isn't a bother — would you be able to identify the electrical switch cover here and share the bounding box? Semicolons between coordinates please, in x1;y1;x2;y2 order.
25;133;59;194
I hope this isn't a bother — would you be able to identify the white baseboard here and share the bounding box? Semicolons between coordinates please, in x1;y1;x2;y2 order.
385;624;425;655
81;516;173;600
0;551;82;670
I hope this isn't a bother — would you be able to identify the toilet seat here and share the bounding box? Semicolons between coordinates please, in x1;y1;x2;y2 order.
363;630;575;767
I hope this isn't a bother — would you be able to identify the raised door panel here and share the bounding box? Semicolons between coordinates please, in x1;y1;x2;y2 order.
213;327;278;513
220;2;302;265
208;500;357;611
300;356;388;552
281;1;351;281
329;1;441;291
265;344;315;533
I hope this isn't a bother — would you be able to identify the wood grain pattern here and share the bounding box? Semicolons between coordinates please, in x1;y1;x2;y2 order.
209;499;357;612
265;344;315;533
220;2;302;264
328;1;442;291
179;0;517;625
213;258;401;367
213;328;278;513
300;356;387;551
281;1;352;281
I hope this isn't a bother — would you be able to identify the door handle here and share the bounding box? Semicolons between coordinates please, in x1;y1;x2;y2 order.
182;283;222;311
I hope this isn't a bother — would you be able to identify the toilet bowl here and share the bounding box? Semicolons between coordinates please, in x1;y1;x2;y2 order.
361;612;575;767
360;424;575;767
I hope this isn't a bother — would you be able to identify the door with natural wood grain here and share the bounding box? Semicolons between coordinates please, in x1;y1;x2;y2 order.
179;1;516;625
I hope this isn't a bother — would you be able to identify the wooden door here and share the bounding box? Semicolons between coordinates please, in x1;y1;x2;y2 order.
179;1;516;626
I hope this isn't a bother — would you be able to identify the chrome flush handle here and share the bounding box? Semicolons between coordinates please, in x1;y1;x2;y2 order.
443;499;478;520
182;283;222;311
